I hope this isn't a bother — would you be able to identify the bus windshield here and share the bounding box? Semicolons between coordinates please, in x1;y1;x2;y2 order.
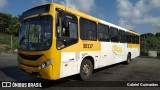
19;15;52;51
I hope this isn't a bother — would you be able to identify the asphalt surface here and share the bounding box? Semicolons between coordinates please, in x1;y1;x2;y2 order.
0;54;160;90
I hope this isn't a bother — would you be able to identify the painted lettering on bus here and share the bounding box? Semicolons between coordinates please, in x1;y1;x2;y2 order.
112;45;122;53
83;43;93;48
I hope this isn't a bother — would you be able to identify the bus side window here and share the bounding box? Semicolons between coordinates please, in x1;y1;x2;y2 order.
126;32;132;44
80;18;97;41
98;23;110;42
119;30;126;43
68;22;78;39
62;21;78;39
110;27;119;43
56;12;78;49
136;35;139;44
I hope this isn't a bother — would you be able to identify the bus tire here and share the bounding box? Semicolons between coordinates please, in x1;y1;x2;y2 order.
80;59;93;81
125;53;131;65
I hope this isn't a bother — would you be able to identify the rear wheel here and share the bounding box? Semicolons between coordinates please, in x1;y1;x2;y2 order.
125;53;131;64
80;59;93;81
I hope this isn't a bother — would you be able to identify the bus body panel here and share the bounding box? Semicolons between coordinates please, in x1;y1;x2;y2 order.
60;51;100;78
60;39;100;78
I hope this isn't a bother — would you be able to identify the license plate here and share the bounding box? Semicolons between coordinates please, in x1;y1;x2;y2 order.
26;70;32;74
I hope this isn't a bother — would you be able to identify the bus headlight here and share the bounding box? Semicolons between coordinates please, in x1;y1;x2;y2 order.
38;59;53;69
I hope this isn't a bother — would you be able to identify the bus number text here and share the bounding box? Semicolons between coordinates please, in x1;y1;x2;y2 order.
83;44;93;48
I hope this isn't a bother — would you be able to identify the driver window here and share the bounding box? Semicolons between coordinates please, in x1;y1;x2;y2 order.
56;12;78;49
69;22;78;38
62;22;78;38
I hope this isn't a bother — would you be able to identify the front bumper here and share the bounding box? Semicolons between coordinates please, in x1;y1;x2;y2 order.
18;63;53;80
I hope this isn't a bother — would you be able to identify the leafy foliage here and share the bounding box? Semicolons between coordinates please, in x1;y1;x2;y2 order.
0;12;21;35
140;33;160;55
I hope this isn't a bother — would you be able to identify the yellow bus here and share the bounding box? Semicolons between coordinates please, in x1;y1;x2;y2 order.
18;3;140;80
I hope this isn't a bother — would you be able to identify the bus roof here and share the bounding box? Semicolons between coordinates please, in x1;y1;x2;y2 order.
22;2;140;35
53;3;140;35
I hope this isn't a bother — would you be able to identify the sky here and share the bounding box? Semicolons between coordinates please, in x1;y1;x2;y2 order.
0;0;160;34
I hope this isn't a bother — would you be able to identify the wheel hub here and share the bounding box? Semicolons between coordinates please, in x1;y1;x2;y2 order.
83;64;90;76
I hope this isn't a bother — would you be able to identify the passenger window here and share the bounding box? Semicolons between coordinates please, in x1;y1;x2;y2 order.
121;30;126;43
110;27;119;42
126;32;132;43
98;23;110;42
119;30;126;43
80;18;97;41
136;35;139;44
132;34;136;44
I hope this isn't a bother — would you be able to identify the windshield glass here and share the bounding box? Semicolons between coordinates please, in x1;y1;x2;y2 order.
19;15;52;51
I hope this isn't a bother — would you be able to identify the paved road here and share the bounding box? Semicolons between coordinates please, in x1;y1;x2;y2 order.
0;54;160;90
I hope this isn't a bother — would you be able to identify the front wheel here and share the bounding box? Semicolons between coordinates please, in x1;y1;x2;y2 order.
80;59;93;81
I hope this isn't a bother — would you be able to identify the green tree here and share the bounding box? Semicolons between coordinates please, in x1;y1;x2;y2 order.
141;33;160;55
141;33;154;38
0;12;20;35
155;32;160;37
0;13;12;33
146;37;158;51
6;16;20;35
